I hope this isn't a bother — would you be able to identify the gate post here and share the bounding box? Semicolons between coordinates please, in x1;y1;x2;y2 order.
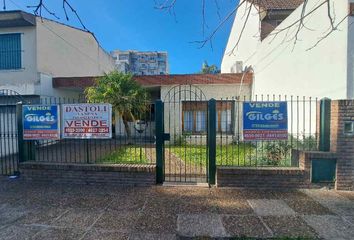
319;98;331;151
155;100;164;184
208;99;217;185
16;102;26;163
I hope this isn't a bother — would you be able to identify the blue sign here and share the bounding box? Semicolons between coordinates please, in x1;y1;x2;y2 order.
23;105;60;140
243;101;288;140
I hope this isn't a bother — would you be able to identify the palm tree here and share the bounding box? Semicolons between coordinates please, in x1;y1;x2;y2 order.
85;71;149;140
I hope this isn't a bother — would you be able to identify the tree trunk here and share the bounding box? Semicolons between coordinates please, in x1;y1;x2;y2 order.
122;116;132;144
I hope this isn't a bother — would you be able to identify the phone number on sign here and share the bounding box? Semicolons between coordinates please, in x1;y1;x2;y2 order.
64;127;109;133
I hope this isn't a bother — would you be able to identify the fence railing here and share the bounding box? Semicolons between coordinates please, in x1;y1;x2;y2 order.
214;95;319;167
0;94;322;177
20;97;156;166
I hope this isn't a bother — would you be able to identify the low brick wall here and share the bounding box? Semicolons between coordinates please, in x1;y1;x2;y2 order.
217;167;310;189
20;162;156;186
217;151;338;189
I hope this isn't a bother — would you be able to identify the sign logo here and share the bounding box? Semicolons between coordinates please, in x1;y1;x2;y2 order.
23;105;60;140
243;102;288;141
61;104;112;139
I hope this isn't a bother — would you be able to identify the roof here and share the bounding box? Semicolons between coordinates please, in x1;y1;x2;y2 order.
0;11;36;28
248;0;304;10
52;73;253;89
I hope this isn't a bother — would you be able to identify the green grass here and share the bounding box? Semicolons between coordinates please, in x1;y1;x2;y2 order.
168;143;255;166
98;146;149;164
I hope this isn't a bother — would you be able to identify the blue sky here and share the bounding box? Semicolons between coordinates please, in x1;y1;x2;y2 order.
5;0;238;74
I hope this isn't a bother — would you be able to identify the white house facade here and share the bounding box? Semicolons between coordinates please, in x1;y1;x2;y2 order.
222;0;354;100
0;11;115;99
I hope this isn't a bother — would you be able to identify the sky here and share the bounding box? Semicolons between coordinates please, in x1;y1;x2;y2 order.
4;0;239;74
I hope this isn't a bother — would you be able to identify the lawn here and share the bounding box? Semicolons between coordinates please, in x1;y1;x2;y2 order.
169;142;294;167
98;146;150;164
168;143;256;166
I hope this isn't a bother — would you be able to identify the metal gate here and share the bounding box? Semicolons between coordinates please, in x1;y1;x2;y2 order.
0;89;26;175
157;85;209;183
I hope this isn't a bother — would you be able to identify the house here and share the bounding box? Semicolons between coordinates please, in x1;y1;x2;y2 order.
111;50;169;75
52;73;253;141
222;0;354;100
0;11;115;101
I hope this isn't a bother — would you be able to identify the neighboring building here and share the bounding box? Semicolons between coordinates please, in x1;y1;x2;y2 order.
0;10;115;100
111;50;169;75
221;0;354;100
52;73;253;140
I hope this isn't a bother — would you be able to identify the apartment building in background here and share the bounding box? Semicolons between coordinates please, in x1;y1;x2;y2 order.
111;50;169;75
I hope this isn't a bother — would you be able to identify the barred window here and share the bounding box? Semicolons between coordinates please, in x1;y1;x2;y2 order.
182;101;234;134
0;33;22;70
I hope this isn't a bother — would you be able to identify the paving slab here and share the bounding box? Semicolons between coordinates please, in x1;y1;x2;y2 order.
0;204;29;225
337;191;354;201
134;212;177;234
247;199;296;216
32;227;85;240
93;210;139;232
129;233;177;240
52;208;103;229
16;206;68;225
302;189;354;216
303;215;354;240
210;198;254;215
0;225;41;240
177;214;229;238
82;229;129;240
222;215;271;238
262;216;318;238
276;191;333;215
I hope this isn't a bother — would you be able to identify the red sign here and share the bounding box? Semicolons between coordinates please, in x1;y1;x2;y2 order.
243;130;288;141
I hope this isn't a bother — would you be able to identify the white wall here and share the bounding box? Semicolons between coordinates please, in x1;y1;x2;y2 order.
0;26;38;95
34;73;82;99
348;12;354;99
221;1;261;73
222;0;353;100
36;18;115;78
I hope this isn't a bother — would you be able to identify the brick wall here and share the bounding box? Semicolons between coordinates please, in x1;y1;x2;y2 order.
20;162;156;186
330;100;354;190
217;151;337;189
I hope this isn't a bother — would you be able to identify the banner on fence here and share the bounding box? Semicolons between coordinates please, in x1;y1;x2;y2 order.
62;104;112;139
243;101;288;141
23;105;60;140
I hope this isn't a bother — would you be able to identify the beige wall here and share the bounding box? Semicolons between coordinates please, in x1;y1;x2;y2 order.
161;84;252;144
36;18;115;78
0;26;38;95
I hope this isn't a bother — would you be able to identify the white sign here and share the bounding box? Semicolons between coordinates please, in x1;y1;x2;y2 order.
62;104;112;139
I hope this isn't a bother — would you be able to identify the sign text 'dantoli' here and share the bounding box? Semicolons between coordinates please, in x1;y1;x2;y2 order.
62;104;112;139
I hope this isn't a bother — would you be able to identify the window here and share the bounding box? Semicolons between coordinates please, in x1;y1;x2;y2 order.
118;54;129;60
182;101;234;134
0;33;21;70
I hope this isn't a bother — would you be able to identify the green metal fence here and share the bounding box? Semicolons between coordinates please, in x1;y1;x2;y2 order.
17;97;156;166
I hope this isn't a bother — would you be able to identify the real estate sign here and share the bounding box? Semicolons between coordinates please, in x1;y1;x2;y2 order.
62;104;112;139
23;105;60;140
243;101;288;141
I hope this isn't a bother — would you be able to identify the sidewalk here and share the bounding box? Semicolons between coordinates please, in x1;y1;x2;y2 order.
0;177;353;239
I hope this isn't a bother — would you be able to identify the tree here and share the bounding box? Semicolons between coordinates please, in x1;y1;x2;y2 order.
85;71;149;140
200;61;220;74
